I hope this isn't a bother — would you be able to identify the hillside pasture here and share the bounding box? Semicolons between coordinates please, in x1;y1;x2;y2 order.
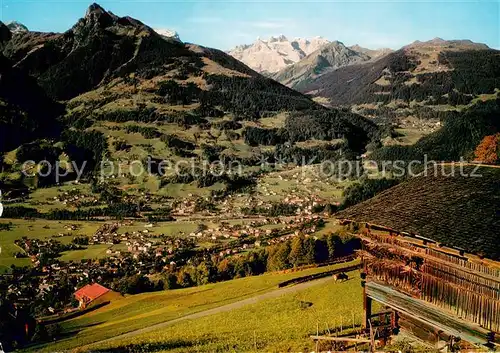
82;270;362;353
28;261;359;352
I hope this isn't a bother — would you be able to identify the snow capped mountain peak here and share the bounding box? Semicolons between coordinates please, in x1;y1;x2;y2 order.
7;21;28;33
228;35;330;73
154;28;181;42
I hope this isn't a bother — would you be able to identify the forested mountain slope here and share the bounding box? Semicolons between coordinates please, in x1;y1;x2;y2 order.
370;98;500;162
0;54;63;153
0;3;379;194
300;39;499;107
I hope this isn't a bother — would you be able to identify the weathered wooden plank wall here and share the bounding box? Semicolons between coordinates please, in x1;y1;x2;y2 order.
359;230;500;334
366;282;493;346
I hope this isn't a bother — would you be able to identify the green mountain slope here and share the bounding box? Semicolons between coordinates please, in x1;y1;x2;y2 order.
370;98;500;162
300;39;499;107
0;3;379;196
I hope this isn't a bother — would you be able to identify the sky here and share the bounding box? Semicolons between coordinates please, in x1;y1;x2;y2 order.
1;0;499;50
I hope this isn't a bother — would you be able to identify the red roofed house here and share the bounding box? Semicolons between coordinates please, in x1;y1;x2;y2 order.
74;283;111;309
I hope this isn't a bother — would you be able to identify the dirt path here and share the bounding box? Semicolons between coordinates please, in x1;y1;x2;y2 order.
79;275;341;351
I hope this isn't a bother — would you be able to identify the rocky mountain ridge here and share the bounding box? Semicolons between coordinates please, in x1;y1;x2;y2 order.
272;41;386;89
229;37;393;87
6;21;28;34
228;35;330;73
348;44;392;59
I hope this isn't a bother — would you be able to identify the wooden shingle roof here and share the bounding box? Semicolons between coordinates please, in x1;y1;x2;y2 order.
338;166;500;260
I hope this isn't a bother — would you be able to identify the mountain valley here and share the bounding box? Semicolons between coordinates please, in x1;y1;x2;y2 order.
1;3;500;353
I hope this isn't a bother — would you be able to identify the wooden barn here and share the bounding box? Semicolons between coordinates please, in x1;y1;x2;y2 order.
338;166;500;349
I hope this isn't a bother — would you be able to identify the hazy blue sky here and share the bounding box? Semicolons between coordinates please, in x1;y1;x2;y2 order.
1;0;498;50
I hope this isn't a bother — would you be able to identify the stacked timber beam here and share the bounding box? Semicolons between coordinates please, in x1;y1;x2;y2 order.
345;220;500;347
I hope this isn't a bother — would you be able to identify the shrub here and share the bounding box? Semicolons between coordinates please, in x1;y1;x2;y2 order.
474;133;500;164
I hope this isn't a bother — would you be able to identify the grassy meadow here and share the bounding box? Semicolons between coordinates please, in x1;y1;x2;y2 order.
28;261;360;352
82;269;363;353
0;219;213;272
0;219;101;271
5;184;93;213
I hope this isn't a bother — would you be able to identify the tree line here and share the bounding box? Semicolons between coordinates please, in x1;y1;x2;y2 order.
154;231;360;291
3;202;140;220
370;99;500;164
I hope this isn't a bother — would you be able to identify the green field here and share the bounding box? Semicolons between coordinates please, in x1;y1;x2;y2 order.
83;270;362;353
0;219;100;271
392;128;430;145
251;166;352;205
28;261;360;352
0;219;206;272
58;244;125;262
6;184;93;213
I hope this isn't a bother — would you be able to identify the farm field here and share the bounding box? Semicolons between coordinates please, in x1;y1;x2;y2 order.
392;128;430;145
58;244;124;262
0;219;211;271
4;184;93;213
27;260;360;352
252;166;352;205
82;269;362;353
0;219;101;271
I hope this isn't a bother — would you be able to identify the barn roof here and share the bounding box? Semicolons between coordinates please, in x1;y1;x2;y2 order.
337;166;500;260
74;283;110;302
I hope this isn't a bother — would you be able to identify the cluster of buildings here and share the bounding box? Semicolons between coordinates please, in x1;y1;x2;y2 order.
50;189;100;207
14;237;80;265
4;194;331;320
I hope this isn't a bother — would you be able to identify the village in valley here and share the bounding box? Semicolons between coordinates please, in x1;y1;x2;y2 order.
1;181;347;325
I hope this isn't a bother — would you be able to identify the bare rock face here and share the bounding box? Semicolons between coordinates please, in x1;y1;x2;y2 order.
154;28;181;42
228;35;330;73
6;21;28;34
82;3;115;28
